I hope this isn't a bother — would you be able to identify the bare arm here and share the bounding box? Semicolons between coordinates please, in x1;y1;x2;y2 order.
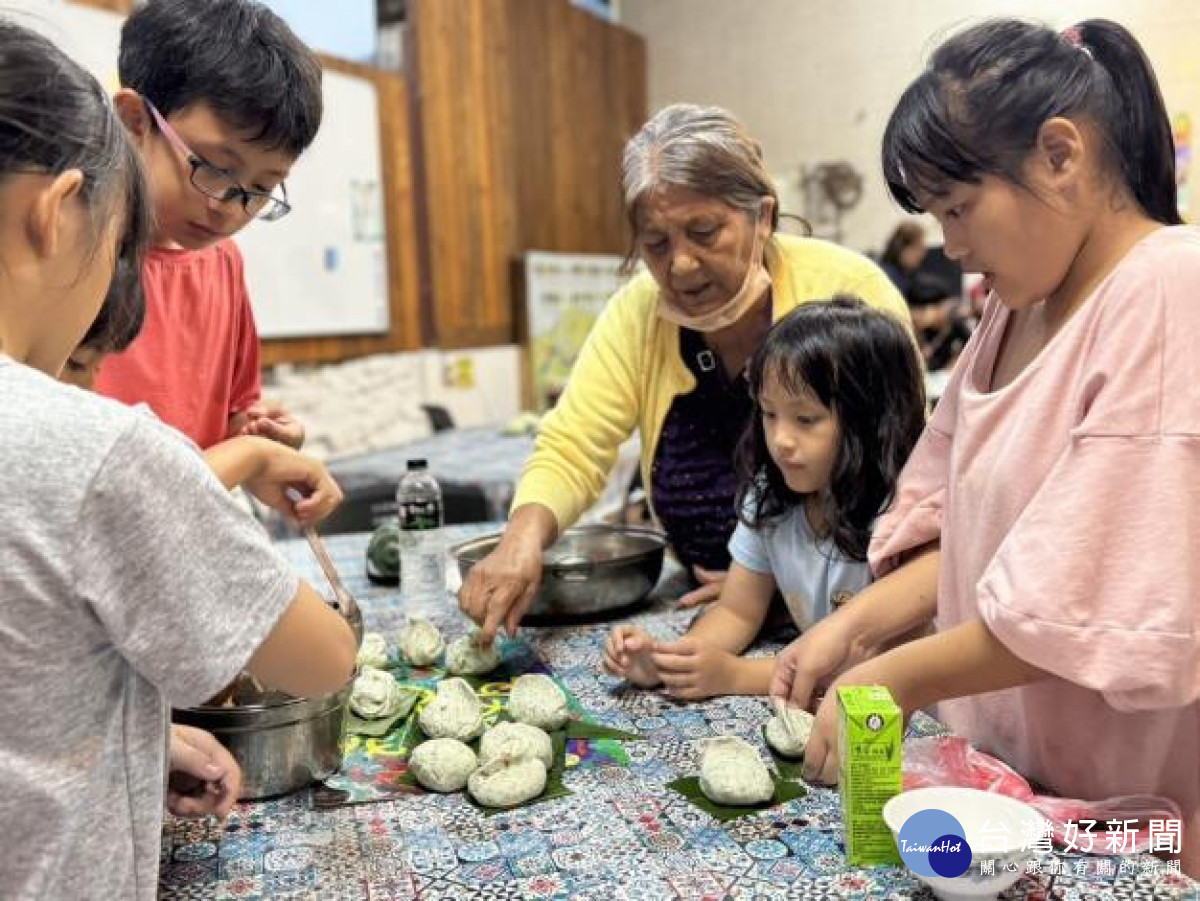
504;502;561;550
865;618;1046;715
202;436;342;526
245;582;357;698
802;619;1045;784
684;563;776;654
771;544;940;708
839;544;941;654
204;436;266;490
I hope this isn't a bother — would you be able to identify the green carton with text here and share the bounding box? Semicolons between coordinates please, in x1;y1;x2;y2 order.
838;685;902;866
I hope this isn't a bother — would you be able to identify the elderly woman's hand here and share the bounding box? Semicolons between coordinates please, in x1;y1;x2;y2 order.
676;565;726;608
458;504;558;645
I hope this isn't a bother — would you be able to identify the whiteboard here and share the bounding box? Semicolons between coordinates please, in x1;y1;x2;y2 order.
236;70;389;338
9;0;390;339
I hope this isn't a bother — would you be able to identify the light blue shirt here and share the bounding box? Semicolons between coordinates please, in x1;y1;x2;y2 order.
728;503;871;630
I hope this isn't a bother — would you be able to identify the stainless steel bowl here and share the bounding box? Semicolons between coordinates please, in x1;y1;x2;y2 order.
451;524;667;621
173;674;354;800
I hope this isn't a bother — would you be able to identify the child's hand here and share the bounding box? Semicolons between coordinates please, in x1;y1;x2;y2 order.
602;625;661;688
244;442;344;526
650;637;739;700
167;725;242;819
235;401;305;450
801;682;843;786
797;656;905;786
770;613;859;710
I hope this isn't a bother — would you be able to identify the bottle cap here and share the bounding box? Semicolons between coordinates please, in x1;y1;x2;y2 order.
406;458;428;470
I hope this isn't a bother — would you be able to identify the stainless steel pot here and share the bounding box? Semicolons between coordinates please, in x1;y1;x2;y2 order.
451;524;667;620
173;675;353;800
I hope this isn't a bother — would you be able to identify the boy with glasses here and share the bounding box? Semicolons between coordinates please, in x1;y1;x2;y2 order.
97;0;322;449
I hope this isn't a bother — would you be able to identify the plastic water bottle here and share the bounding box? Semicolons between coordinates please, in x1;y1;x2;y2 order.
397;458;445;598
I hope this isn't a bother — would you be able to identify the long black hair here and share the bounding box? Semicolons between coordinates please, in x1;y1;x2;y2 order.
882;18;1181;226
735;298;927;562
0;17;152;339
77;259;145;355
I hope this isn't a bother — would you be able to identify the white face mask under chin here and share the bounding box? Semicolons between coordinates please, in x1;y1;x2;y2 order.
655;222;772;333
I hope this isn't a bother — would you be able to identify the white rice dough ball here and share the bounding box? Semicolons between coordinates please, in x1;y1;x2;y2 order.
397;615;445;667
467;755;547;809
764;706;815;759
478;721;554;770
507;674;569;731
408;738;478;793
418;677;485;741
356;632;389;669
349;667;413;720
445;628;501;676
699;735;774;805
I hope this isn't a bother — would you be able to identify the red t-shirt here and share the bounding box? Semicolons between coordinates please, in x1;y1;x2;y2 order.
95;240;262;449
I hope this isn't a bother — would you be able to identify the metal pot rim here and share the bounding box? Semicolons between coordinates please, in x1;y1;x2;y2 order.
450;524;667;570
176;675;354;729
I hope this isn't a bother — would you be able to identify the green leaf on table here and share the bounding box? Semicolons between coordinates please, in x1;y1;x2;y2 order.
344;708;409;738
565;719;642;742
666;775;807;822
761;724;806;780
343;688;420;737
771;755;806;781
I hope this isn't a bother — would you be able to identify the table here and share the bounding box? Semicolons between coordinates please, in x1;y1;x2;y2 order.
329;427;537;521
159;527;1198;900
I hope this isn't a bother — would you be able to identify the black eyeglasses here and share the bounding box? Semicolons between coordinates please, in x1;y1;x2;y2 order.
145;100;291;222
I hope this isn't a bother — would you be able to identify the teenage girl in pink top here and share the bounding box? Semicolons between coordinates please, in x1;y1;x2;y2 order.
770;18;1200;874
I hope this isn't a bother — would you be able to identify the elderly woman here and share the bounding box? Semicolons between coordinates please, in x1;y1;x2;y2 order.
461;104;909;642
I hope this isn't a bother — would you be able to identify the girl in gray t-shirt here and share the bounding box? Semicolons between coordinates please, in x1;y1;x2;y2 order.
604;298;927;699
0;24;356;901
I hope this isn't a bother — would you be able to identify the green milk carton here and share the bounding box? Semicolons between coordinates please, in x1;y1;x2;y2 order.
838;685;902;866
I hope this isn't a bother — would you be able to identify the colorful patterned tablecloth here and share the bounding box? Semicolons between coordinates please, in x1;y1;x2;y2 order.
159;527;1199;900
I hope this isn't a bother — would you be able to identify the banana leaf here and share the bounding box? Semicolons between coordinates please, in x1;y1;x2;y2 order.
565;719;642;742
666;775;807;822
762;724;806;780
343;689;420;737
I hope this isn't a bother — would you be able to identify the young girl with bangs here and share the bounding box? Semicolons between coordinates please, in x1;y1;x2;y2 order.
604;297;925;699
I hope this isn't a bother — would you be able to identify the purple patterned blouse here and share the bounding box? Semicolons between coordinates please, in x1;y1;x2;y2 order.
650;328;754;572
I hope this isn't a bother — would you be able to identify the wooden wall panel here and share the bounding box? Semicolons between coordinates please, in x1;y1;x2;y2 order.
409;0;647;349
407;0;519;349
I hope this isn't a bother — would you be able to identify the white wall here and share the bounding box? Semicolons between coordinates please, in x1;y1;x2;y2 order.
619;1;1200;254
420;346;523;429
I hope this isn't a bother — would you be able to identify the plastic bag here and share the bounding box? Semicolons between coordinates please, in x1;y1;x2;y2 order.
903;736;1181;855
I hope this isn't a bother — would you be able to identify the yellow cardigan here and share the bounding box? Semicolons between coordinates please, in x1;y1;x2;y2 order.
512;234;911;529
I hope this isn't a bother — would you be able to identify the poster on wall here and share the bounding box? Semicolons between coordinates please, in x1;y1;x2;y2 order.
522;251;632;411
